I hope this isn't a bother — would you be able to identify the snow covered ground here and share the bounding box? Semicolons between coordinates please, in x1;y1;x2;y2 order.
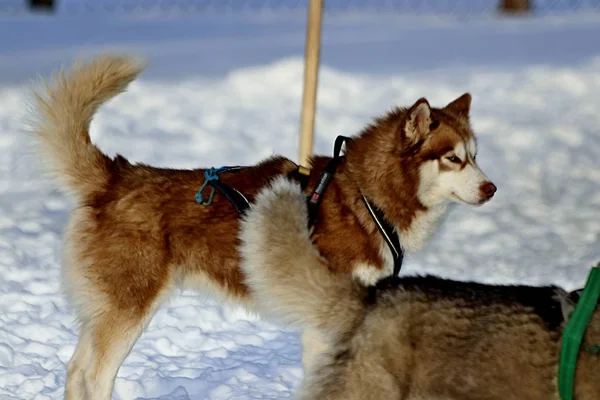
1;6;600;400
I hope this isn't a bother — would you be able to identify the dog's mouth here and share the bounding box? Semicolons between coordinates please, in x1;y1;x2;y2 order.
450;192;485;206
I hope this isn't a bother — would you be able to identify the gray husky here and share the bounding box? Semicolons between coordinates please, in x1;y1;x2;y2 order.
239;176;600;400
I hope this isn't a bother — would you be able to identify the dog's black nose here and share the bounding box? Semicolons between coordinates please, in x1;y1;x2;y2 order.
480;181;497;199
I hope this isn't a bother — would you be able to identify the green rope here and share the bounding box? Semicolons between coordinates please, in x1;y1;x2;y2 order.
558;265;600;400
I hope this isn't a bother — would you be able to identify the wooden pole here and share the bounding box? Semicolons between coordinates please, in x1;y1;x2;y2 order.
297;0;324;175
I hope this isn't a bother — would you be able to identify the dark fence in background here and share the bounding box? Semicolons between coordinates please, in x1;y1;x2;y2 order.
8;0;600;16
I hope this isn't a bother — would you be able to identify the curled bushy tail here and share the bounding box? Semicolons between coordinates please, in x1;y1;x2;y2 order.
29;54;146;202
239;177;365;337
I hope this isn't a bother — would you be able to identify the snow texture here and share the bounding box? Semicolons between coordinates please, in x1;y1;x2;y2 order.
1;9;600;400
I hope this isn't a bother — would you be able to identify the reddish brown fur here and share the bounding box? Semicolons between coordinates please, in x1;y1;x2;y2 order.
74;97;476;313
81;155;297;310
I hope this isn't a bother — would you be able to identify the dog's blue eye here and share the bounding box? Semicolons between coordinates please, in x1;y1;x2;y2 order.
447;156;461;163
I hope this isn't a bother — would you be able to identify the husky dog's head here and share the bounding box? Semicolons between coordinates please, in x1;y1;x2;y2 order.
406;93;496;207
347;93;495;214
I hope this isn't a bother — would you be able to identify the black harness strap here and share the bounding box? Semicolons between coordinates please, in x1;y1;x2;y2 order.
199;165;308;217
306;135;352;226
208;179;251;216
307;135;405;278
196;166;251;216
361;196;404;278
196;136;405;284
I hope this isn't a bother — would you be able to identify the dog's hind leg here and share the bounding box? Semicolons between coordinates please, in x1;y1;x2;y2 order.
66;274;173;400
81;301;165;400
65;325;93;400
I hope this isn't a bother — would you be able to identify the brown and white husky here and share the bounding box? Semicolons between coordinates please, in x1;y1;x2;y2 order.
29;54;496;399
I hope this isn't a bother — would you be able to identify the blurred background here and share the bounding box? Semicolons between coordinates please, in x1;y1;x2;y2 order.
1;1;600;399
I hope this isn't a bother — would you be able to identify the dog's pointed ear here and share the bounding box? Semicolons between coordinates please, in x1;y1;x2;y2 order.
404;98;432;142
444;92;471;118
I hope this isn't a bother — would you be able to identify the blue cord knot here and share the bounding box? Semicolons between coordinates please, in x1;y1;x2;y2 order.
586;344;600;355
195;166;230;205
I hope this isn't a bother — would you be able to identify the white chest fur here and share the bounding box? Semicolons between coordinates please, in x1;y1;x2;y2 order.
399;203;448;253
352;203;448;286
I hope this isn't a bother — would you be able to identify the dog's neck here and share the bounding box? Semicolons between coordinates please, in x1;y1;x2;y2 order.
396;203;449;253
305;154;450;286
337;155;450;255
